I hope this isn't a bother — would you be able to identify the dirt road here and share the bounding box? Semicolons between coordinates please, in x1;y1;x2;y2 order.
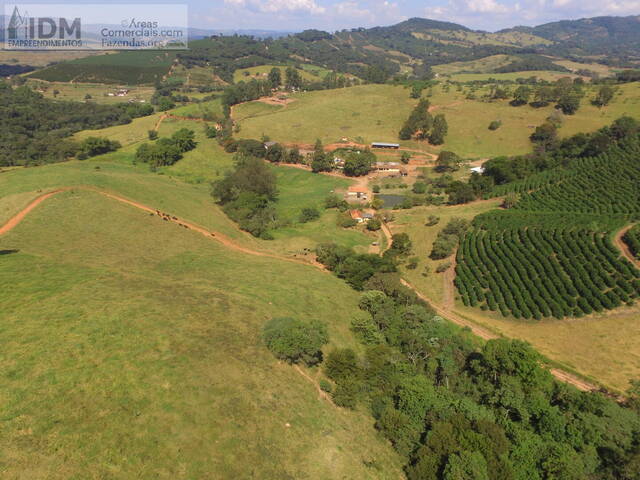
1;187;602;394
0;187;322;269
400;277;599;392
614;224;639;269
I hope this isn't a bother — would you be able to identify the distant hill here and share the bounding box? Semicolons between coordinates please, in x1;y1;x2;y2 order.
13;14;640;84
502;16;640;60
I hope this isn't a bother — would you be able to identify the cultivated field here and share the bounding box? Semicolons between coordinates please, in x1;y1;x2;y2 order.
391;193;640;392
27;51;176;84
0;186;403;478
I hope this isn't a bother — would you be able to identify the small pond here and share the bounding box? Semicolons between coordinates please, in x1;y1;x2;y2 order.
375;194;406;208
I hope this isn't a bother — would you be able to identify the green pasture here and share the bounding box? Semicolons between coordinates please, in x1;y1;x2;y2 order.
233;64;326;84
234;82;640;158
25;79;155;104
0;189;402;478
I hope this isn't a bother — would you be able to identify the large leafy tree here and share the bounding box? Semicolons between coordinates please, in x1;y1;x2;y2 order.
262;317;328;366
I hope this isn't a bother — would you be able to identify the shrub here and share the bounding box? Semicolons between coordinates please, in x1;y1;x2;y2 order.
488;120;502;131
367;218;382;231
426;215;440;226
406;257;419;269
319;379;333;393
299;207;320;223
436;261;452;273
262;317;329;366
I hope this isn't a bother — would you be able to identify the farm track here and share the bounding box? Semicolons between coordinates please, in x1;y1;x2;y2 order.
0;187;607;394
400;277;601;393
0;187;323;270
614;224;640;269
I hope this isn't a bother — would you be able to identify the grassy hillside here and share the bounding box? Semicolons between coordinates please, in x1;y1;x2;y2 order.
0;188;403;478
234;82;640;158
233;84;417;146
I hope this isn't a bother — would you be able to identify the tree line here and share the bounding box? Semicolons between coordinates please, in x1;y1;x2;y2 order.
0;82;154;166
269;221;640;479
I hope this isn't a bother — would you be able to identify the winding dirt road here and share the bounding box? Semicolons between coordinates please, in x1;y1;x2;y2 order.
0;187;322;269
400;278;600;392
0;187;606;394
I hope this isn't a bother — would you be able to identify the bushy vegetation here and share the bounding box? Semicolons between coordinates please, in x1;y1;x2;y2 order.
481;116;640;194
212;154;278;237
0;82;153;166
315;243;397;290
77;137;121;160
262;317;328;366
430;218;470;259
320;250;640;480
398;99;448;145
135;129;197;170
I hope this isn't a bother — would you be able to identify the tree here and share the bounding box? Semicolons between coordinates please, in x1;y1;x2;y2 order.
443;451;489;480
530;121;557;147
213;155;278;204
157;97;175;111
400;151;411;164
531;86;555;107
436;151;462;172
148;130;158;140
511;86;531;106
429;114;448;145
389;233;412;255
262;317;329;366
311;139;332;172
268;67;282;89
367;218;382;231
171;128;196;152
265;142;286;163
556;92;581;115
343;150;374;177
446;181;475;205
285;67;302;90
593;85;614;107
77;137;121;159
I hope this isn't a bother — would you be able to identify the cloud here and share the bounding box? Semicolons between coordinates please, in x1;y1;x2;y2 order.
223;0;326;14
425;0;639;29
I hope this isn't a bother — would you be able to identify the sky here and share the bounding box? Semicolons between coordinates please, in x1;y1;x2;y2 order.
190;0;640;31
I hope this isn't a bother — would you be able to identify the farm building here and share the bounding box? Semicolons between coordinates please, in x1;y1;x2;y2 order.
350;210;374;223
374;161;400;173
374;162;407;176
350;210;365;223
346;185;368;200
371;142;400;149
470;166;485;174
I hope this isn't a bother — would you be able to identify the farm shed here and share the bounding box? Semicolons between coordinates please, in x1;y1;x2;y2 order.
371;142;400;149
